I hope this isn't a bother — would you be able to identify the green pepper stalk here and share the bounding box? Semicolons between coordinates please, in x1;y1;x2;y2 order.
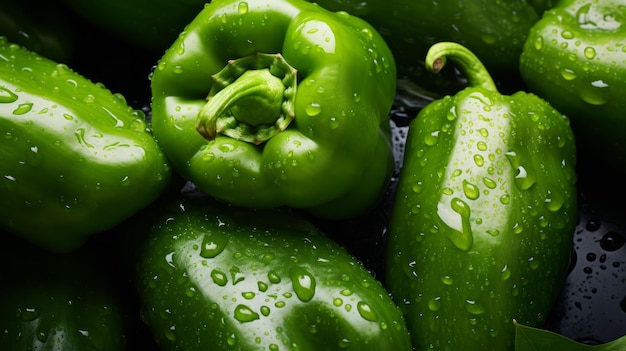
150;0;396;220
127;194;413;351
386;42;577;351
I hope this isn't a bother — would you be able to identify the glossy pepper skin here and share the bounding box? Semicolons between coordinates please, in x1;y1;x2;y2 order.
385;43;577;351
0;38;171;252
307;0;544;95
0;234;126;350
150;0;396;220
128;194;413;351
519;0;626;171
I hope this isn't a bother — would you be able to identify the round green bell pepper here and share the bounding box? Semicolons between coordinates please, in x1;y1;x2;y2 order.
150;0;396;220
386;42;578;351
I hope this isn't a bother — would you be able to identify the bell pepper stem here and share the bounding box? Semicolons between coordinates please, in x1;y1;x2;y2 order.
425;42;497;92
196;53;297;145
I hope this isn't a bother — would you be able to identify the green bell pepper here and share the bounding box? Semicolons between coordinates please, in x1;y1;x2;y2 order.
0;38;171;253
150;0;396;220
128;193;413;351
0;234;126;350
307;0;544;95
385;42;578;351
519;0;626;171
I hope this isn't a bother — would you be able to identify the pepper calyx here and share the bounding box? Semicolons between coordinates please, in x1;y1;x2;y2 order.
196;52;298;145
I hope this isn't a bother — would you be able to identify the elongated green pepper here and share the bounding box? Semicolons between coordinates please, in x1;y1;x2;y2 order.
128;194;413;351
0;38;171;252
519;0;626;171
150;0;396;220
385;42;577;351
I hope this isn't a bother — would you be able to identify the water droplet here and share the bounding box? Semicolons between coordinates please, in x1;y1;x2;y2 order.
305;102;321;116
544;192;564;212
338;338;351;348
473;154;484;167
12;102;33;115
534;36;544;50
599;232;624;251
357;301;378;322
19;306;40;322
289;266;316;302
561;30;574;39
441;276;453;285
500;265;511;280
257;281;268;292
462;180;479;200
0;86;18;103
476;141;488;151
465;300;486;315
260;305;270;316
74;128;94;148
428;297;441;311
561;68;577;80
200;234;227;258
268;270;281;284
437;197;473;251
234;304;259;323
584;46;596;59
579;80;610;105
333;298;343;306
482;177;497;189
424;131;439;146
329;117;339;129
211;269;228;286
242;291;255;300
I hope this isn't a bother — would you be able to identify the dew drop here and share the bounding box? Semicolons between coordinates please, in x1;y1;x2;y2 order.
428;297;441;311
211;269;228;286
18;306;40;322
260;305;270;316
534;36;544;50
500;265;511;280
234;304;259;323
599;232;625;251
465;299;486;315
579;80;610;105
200;234;227;258
357;301;378;322
584;46;596;59
474;154;485;167
424;131;439;146
329;117;339;129
462;180;480;200
561;68;577;80
441;276;453;285
268;270;281;284
12;102;33;115
305;102;321;116
438;197;473;251
289;266;316;302
0;86;18;103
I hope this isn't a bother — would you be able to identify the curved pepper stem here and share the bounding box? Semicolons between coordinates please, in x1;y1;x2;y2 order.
196;53;298;145
425;42;498;92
